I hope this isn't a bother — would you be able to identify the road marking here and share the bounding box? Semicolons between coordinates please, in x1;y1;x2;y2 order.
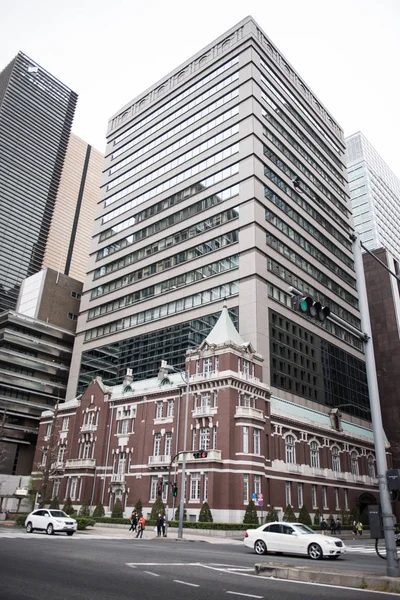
126;562;199;567
174;580;200;587
144;571;160;577
226;593;263;598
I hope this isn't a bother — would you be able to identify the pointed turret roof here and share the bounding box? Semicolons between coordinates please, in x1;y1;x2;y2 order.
205;301;247;347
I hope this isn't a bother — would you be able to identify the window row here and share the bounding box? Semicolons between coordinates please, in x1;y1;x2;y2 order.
84;281;239;341
112;57;239;148
104;127;239;216
108;104;239;186
101;143;239;227
99;165;239;245
265;210;356;287
88;255;238;320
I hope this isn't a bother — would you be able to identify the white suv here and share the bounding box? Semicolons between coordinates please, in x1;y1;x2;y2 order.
25;509;77;536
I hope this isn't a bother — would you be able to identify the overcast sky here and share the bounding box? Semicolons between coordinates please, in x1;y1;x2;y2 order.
1;0;399;178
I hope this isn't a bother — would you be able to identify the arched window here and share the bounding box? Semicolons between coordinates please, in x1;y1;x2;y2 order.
310;441;320;468
350;451;359;476
285;435;296;464
332;446;341;472
368;455;375;478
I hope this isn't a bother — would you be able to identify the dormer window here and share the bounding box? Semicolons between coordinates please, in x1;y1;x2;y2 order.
243;360;250;376
203;358;212;377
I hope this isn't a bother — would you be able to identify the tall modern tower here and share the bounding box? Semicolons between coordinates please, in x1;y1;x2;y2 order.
68;17;370;426
0;52;77;311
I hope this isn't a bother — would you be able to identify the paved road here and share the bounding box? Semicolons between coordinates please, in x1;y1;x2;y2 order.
0;529;397;599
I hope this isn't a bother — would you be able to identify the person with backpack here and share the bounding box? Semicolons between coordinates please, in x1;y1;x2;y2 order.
136;514;146;538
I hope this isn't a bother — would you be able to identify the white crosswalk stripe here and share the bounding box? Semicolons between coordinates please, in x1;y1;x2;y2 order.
345;544;383;554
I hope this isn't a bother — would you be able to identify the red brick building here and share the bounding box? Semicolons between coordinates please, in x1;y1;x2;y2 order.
33;304;381;522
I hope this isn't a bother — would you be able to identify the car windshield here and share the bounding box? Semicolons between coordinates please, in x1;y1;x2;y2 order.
294;524;315;535
49;510;69;518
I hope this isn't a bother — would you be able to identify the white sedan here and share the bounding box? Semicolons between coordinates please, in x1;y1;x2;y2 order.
244;522;346;560
25;509;77;536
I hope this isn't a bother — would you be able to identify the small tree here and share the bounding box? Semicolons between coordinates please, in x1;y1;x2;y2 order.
49;497;59;509
92;503;105;518
150;496;165;520
174;505;187;521
243;500;259;525
265;506;279;522
79;500;90;517
135;498;143;515
63;497;75;515
198;501;213;522
298;505;312;526
283;504;296;522
349;506;360;525
313;509;321;526
111;498;123;518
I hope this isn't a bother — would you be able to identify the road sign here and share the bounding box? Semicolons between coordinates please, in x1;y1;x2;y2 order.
257;493;263;507
252;493;257;500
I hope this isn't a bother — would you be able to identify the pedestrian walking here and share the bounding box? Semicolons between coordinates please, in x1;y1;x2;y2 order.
321;518;327;535
136;515;146;538
162;514;167;537
352;520;358;538
357;521;363;536
129;511;137;532
336;518;342;536
330;517;336;535
156;513;163;537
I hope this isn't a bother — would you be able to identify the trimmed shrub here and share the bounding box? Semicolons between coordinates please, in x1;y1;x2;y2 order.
150;496;165;521
79;500;90;517
265;506;279;523
313;509;321;526
283;504;296;522
135;498;143;515
243;500;259;525
111;498;123;518
174;505;187;521
76;517;96;530
63;497;75;516
198;501;213;523
49;497;59;509
298;505;312;526
16;514;29;527
92;503;105;518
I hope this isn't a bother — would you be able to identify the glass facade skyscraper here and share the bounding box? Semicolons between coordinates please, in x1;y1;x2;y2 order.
67;17;369;420
0;52;77;311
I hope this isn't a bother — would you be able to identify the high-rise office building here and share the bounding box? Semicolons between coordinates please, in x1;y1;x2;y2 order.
68;17;369;428
346;132;400;469
346;131;400;256
0;52;77;311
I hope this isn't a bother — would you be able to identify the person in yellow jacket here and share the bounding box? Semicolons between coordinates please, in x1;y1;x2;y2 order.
357;521;363;536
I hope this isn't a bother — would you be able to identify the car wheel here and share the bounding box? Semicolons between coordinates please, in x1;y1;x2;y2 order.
26;522;33;534
308;542;323;560
46;523;54;535
254;539;267;555
67;532;74;536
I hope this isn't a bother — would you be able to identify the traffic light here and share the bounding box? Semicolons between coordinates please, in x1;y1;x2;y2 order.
193;450;208;459
291;295;330;322
157;480;163;496
172;483;178;497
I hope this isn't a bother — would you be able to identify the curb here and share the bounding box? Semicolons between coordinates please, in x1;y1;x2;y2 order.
255;562;400;593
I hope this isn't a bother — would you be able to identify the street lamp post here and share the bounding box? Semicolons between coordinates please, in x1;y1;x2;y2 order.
161;361;189;539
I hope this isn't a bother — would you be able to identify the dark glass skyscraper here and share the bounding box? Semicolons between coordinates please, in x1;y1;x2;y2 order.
0;52;77;311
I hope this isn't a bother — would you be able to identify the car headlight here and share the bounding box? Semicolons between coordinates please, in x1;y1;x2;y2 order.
324;540;335;546
56;519;64;523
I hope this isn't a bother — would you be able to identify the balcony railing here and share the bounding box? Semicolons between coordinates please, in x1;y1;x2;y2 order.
111;473;126;483
238;372;260;382
333;470;347;480
286;463;301;473
234;406;264;421
148;455;171;467
81;423;97;433
192;405;217;418
65;458;96;469
311;467;326;478
50;461;65;471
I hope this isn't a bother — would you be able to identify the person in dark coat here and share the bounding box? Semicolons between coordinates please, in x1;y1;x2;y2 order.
330;517;336;535
129;511;137;532
321;518;328;535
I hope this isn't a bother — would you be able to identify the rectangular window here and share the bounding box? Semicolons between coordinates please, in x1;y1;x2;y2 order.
311;484;317;508
285;481;292;506
204;473;209;500
156;402;163;419
121;419;130;434
192;429;197;451
52;479;60;499
190;473;201;500
203;358;212;376
70;477;78;501
297;482;303;508
58;445;65;463
167;400;174;417
322;485;328;509
254;475;261;495
41;450;47;467
150;476;158;501
243;474;249;504
83;441;91;459
212;426;217;449
253;429;261;455
243;360;250;376
153;433;161;456
344;488;348;510
165;433;172;457
334;487;340;510
200;427;210;450
243;426;249;453
45;423;52;438
62;417;69;431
